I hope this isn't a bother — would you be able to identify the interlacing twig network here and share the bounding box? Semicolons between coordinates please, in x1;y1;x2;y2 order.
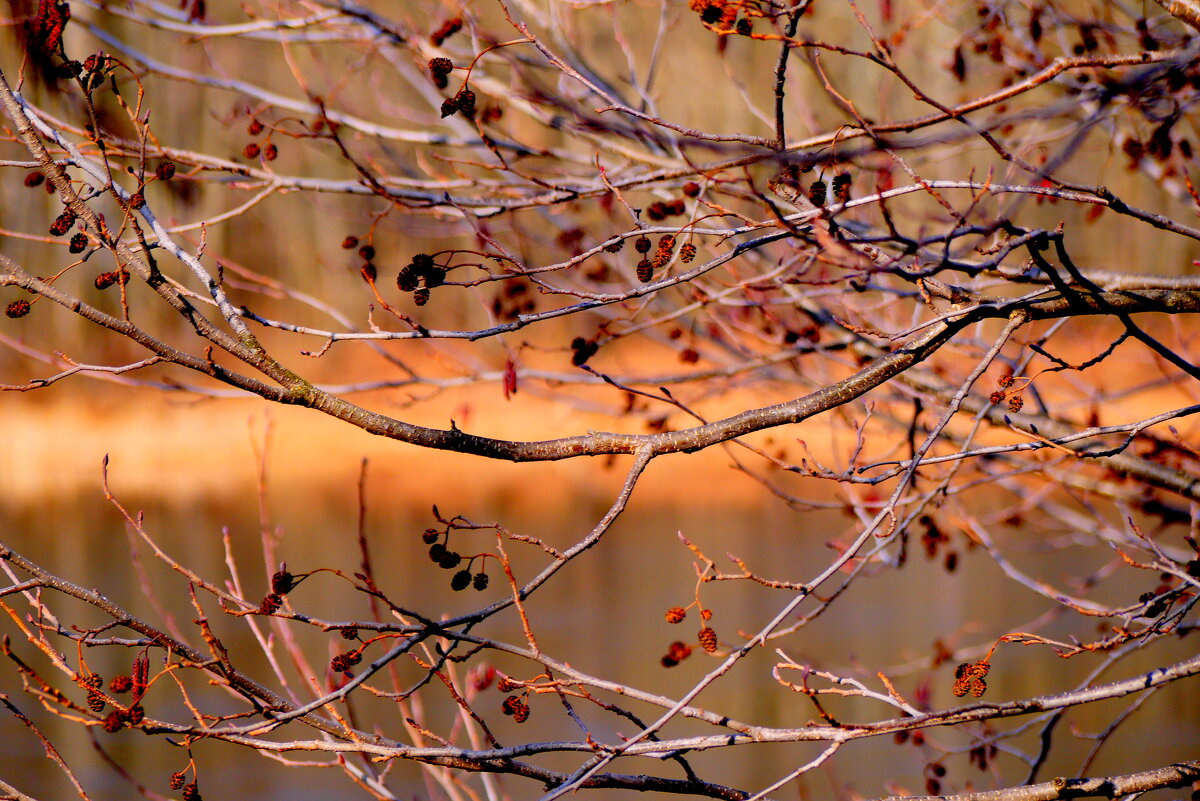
1;1;1199;799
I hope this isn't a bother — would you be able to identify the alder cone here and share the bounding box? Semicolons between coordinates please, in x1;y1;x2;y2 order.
636;258;653;283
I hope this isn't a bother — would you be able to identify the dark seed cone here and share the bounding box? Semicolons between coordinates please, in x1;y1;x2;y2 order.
636;258;653;283
50;211;76;236
271;569;296;595
455;88;476;117
809;180;827;206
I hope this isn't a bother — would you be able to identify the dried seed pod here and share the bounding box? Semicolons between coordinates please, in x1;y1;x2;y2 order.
636;257;653;282
49;211;76;236
501;695;522;715
423;267;446;289
831;172;852;202
110;674;132;693
735;17;752;35
510;700;530;723
181;782;201;801
634;235;651;253
340;627;359;640
1007;395;1024;413
808;180;827;206
128;192;145;209
258;593;282;614
997;373;1014;388
604;238;624;253
455;87;476;117
397;266;419;292
952;663;971;697
451;569;472;591
126;705;144;725
342;235;359;250
23;171;45;188
69;232;87;253
5;299;31;318
680;243;696;262
437;550;462;569
243;142;261;159
102;710;123;732
570;337;599;366
358;245;375;260
988;390;1005;405
413;287;431;306
428;543;448;563
87;689;106;713
247;119;264;136
169;772;187;790
429;57;454;76
263;143;278;161
430;17;463;46
665;606;687;624
698;627;718;653
360;262;377;283
421;528;440;544
330;651;362;673
683;181;700;197
155;161;176;181
472;572;489;591
440;96;460;118
667;641;692;660
271;569;296;595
